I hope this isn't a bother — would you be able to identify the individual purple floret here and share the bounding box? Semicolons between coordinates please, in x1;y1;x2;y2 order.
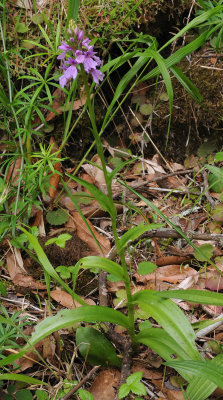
57;27;104;87
57;42;74;60
59;58;78;88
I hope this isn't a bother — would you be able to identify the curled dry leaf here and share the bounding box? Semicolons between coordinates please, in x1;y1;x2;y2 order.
72;211;111;256
156;255;190;267
90;369;120;400
135;264;197;284
50;288;95;308
7;252;46;290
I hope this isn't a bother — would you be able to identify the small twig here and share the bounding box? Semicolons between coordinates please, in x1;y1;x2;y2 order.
61;365;100;400
106;229;223;260
115;339;133;400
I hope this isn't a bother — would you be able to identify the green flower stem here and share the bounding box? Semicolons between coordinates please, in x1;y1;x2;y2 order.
82;69;135;341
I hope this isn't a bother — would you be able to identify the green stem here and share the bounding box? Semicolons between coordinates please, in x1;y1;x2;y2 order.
82;69;135;341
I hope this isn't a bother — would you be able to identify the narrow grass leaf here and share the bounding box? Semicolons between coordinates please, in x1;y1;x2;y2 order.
0;374;45;385
171;66;202;103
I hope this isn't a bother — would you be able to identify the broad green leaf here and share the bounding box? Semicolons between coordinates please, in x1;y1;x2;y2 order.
207;165;223;193
129;382;146;396
156;289;223;306
186;353;223;400
119;223;163;250
194;243;214;261
127;371;143;384
138;261;157;275
133;290;200;361
136;328;191;361
0;374;45;385
0;307;129;367
16;23;28;33
78;256;124;280
35;390;49;400
76;326;121;367
15;389;32;400
67;0;80;23
78;389;94;400
118;384;130;399
164;360;223;389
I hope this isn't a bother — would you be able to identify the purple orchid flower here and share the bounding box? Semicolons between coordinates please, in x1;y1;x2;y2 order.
90;68;104;84
58;28;104;88
59;58;78;88
57;42;74;60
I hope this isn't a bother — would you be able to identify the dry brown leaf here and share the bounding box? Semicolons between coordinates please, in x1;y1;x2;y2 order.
90;369;120;400
82;156;107;193
152;379;184;400
7;251;46;289
42;336;56;361
132;362;163;380
156;256;190;267
50;288;95;308
72;211;111;256
7;251;26;279
13;273;46;290
135;265;197;284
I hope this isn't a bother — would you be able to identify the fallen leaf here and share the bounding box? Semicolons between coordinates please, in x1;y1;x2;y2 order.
156;256;190;267
135;265;197;284
90;369;120;400
152;379;184;400
50;288;95;308
13;273;46;290
72;211;111;256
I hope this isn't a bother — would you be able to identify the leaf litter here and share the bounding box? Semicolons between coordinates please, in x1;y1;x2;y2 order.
2;103;223;399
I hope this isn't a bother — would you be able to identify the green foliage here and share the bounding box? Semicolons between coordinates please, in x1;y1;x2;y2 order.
196;0;223;51
138;261;157;275
194;243;214;261
76;326;121;367
46;209;69;226
0;305;32;361
207;166;223;192
118;372;147;399
45;233;72;248
55;265;75;280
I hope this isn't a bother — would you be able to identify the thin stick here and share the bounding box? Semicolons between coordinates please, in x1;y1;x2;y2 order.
61;365;100;400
